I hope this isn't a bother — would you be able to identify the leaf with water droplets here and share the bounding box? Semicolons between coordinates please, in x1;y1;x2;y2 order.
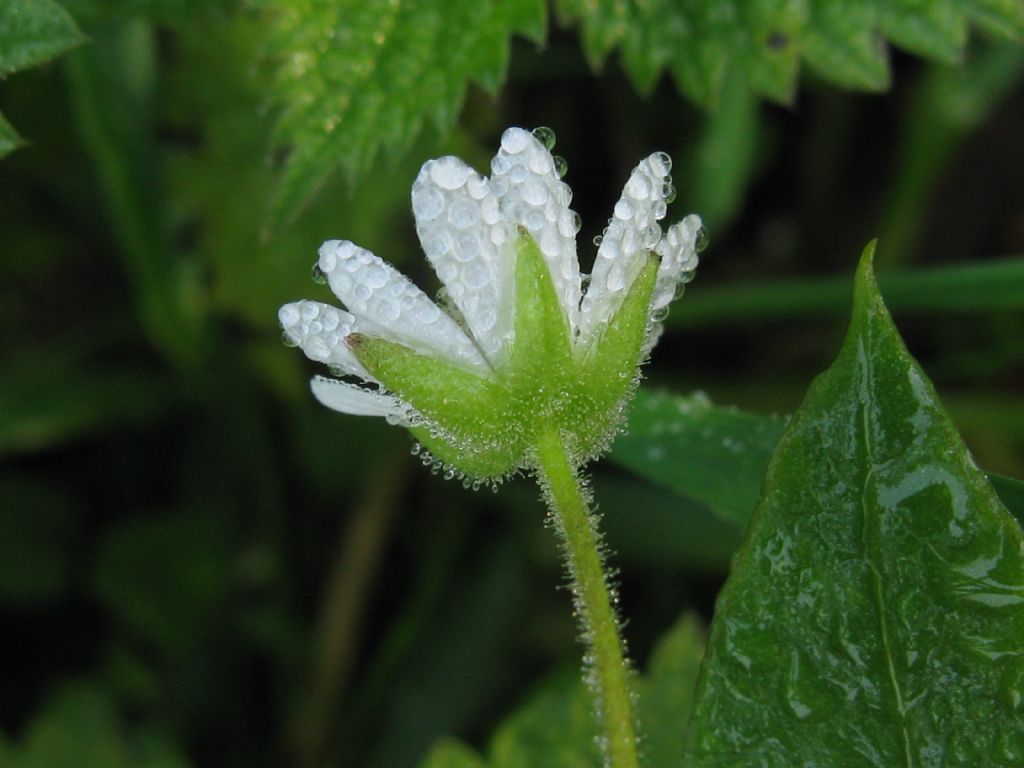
684;243;1024;766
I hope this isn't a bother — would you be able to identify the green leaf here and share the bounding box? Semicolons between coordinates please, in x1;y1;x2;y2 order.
264;0;546;228
64;22;209;368
0;111;25;157
0;685;192;768
0;0;85;158
59;0;237;24
0;476;77;604
610;389;786;525
558;0;1024;106
685;75;760;232
596;475;745;571
418;612;707;768
637;614;706;768
420;740;488;768
489;670;600;767
0;0;85;76
92;513;232;654
683;243;1024;765
0;364;173;457
990;474;1024;522
611;390;1024;530
666;256;1024;329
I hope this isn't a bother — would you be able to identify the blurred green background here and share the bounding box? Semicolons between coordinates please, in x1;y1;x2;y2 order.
2;3;1023;767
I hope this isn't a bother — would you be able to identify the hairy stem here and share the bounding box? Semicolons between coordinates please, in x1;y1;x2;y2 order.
533;423;639;768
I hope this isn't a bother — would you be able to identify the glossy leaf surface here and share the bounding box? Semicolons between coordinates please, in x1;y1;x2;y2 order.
684;244;1024;766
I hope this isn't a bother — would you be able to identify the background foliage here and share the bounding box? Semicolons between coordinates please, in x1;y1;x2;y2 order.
2;0;1023;765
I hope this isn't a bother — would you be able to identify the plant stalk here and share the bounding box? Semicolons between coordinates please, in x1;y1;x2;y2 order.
533;423;640;768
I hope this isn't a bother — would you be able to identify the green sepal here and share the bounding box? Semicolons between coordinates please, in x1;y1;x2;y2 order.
573;255;660;452
508;228;573;389
348;333;524;479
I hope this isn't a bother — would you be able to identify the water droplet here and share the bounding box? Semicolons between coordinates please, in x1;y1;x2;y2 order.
281;331;300;348
663;182;676;204
500;127;528;154
614;199;634;220
311;264;327;284
553;155;568;178
410;443;422;456
695;225;710;253
653;151;672;173
327;363;345;376
571;211;582;233
531;126;556;150
593;234;603;247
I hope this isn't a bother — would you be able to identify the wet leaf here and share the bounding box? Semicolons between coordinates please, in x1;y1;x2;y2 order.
684;244;1024;765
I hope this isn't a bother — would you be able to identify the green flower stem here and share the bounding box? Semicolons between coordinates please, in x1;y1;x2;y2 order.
533;423;639;768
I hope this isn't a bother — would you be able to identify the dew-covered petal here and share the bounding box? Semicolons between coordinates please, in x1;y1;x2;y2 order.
411;157;512;364
491;127;582;335
578;152;675;347
310;376;414;425
278;300;371;379
651;214;702;311
317;239;490;375
641;214;702;357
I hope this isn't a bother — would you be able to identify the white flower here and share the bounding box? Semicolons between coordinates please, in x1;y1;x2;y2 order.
279;127;702;480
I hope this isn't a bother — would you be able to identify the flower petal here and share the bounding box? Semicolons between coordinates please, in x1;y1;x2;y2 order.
411;157;512;364
578;152;675;347
278;300;371;378
651;214;702;311
310;375;414;424
490;127;582;335
642;214;702;356
317;240;490;374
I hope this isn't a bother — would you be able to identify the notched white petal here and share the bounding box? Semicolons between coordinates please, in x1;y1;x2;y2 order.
279;300;370;379
579;152;675;346
310;376;414;425
412;157;511;365
641;214;702;358
317;240;490;374
492;127;582;334
651;214;701;311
